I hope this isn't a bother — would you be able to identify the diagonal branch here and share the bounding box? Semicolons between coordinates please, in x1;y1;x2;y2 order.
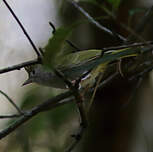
0;90;23;114
0;59;40;74
102;40;153;52
3;0;41;58
68;0;126;42
49;21;81;52
0;114;22;119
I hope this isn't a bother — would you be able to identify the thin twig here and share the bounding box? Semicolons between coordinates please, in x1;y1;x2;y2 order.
65;40;81;52
97;71;119;90
39;48;44;56
102;41;153;52
99;5;145;43
0;114;23;119
0;59;40;74
0;90;23;114
49;21;56;34
49;21;80;52
68;0;126;42
3;0;41;58
88;72;104;112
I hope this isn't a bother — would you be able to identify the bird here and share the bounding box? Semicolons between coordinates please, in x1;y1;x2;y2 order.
23;49;107;89
23;47;137;89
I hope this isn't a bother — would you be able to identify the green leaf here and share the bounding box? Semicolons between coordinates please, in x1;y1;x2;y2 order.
43;24;77;69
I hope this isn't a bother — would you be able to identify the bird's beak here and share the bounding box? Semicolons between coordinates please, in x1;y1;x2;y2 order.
22;79;32;86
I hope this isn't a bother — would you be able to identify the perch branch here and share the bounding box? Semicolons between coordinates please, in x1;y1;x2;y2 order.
0;114;23;119
0;91;73;139
0;59;40;74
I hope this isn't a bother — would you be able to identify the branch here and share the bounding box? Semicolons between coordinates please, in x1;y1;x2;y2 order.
0;59;40;74
68;0;126;42
0;90;23;114
98;71;119;89
102;40;153;52
0;114;22;119
0;91;73;140
49;21;80;52
2;0;41;58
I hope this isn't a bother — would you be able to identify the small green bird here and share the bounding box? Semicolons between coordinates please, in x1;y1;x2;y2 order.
23;22;139;89
23;49;104;89
23;47;137;89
